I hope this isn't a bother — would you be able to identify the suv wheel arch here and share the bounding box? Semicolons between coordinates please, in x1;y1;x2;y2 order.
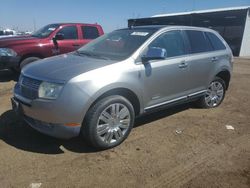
215;70;231;90
85;88;141;119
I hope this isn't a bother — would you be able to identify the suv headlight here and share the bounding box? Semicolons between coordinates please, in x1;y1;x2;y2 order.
38;82;63;100
0;48;17;57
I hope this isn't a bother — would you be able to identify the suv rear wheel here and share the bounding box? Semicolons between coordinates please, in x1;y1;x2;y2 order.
197;77;226;108
82;95;135;149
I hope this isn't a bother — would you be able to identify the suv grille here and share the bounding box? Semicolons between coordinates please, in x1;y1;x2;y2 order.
20;76;41;100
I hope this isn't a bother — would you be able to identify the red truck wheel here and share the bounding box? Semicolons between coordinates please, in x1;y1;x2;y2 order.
20;57;41;69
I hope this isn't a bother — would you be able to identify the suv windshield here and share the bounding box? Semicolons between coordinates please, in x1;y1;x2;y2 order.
77;28;156;61
32;24;60;38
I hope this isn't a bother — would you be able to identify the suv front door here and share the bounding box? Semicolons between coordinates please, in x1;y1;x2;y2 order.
140;30;189;110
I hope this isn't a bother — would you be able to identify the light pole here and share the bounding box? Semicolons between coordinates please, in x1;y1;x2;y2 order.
192;0;196;11
33;19;36;32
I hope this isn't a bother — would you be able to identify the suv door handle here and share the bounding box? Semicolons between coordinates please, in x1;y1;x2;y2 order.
211;57;218;62
178;61;188;68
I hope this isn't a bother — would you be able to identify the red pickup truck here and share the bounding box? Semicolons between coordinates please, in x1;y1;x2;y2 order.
0;23;104;71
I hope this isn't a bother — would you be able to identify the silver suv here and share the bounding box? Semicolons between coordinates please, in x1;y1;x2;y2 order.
12;26;233;149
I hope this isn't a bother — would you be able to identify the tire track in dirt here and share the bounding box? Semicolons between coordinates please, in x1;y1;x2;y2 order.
149;134;250;188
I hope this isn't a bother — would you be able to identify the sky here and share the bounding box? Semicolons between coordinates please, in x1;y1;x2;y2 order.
0;0;250;32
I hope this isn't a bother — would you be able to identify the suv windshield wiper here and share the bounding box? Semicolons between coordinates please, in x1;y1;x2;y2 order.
76;51;110;60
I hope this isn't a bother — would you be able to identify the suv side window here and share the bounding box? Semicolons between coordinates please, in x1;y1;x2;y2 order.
57;26;78;40
81;26;99;39
149;30;186;58
185;30;212;54
205;32;226;51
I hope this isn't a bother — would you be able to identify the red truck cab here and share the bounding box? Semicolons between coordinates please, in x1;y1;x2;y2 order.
0;23;104;71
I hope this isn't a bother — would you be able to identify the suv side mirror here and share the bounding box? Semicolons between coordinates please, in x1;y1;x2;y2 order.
141;47;167;63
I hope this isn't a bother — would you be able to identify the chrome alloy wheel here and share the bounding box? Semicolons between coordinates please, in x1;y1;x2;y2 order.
205;81;224;107
97;103;131;144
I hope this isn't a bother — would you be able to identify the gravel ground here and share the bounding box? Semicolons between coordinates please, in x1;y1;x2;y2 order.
0;58;249;188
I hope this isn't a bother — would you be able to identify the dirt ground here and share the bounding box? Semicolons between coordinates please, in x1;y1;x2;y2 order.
0;58;249;188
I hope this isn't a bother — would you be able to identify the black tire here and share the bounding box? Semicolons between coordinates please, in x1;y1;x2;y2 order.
10;67;20;74
196;77;226;108
82;95;135;149
20;57;41;69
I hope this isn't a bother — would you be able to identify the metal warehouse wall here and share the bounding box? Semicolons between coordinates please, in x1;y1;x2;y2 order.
128;7;250;57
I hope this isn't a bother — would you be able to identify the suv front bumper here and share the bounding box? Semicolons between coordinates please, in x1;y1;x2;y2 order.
0;56;20;70
24;115;81;139
12;80;92;139
11;97;81;139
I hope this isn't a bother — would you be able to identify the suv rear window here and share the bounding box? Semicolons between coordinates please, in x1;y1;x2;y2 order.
205;32;226;51
186;30;212;54
82;26;99;39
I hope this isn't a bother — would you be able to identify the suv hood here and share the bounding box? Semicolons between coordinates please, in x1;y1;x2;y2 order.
0;35;41;48
22;53;117;82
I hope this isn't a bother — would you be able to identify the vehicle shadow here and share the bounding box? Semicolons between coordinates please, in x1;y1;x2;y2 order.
0;110;98;154
0;103;192;154
0;69;19;82
134;103;191;128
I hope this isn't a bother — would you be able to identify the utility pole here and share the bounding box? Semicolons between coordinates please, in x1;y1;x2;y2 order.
190;0;196;26
192;0;196;11
33;19;36;32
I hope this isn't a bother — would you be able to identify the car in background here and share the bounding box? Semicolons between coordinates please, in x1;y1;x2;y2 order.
0;23;104;71
12;25;233;149
0;29;17;38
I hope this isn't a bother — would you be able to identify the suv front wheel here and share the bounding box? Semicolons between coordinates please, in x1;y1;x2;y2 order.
197;77;226;108
82;95;135;149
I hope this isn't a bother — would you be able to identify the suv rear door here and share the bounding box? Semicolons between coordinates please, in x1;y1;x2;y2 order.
183;30;216;95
